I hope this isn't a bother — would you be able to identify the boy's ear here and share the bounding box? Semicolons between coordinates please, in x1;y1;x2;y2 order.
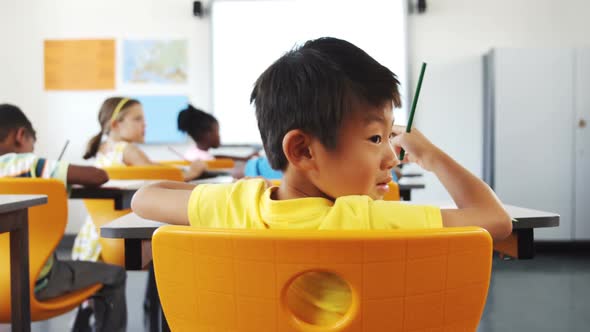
282;129;316;171
14;127;27;147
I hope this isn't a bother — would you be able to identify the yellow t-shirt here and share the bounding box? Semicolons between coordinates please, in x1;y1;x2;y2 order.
187;179;443;325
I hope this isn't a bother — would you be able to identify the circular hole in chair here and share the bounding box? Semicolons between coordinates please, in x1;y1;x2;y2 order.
285;271;353;327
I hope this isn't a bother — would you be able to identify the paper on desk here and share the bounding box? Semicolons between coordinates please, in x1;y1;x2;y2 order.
101;180;160;189
190;175;234;185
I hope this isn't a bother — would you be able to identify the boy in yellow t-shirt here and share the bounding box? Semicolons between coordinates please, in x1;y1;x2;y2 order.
132;37;512;324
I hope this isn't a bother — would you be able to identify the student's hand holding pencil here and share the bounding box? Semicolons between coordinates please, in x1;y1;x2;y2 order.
391;125;442;172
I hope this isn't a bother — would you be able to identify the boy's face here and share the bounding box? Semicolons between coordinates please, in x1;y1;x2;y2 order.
114;104;146;143
309;102;399;200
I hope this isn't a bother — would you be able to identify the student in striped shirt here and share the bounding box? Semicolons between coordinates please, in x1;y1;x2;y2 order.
0;104;127;332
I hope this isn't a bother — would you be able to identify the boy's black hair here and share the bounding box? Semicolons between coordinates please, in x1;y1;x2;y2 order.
250;37;401;170
0;104;36;141
177;104;218;143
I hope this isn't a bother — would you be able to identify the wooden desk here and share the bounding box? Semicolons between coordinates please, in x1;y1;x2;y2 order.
398;177;425;200
493;205;560;259
407;201;560;259
189;175;234;185
70;180;156;210
101;213;165;270
0;195;48;332
400;173;423;178
70;176;235;211
100;214;169;331
102;202;559;267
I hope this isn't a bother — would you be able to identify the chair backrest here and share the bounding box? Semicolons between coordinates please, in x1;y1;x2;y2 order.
1;178;103;321
205;158;235;169
84;166;183;265
0;179;66;319
383;182;400;201
159;160;190;167
103;166;184;181
0;178;68;312
159;159;235;170
153;226;493;331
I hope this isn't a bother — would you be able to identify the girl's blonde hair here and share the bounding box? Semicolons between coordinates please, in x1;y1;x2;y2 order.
83;97;140;160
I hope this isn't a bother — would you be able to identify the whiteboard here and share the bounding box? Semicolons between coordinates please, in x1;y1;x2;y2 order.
211;0;409;144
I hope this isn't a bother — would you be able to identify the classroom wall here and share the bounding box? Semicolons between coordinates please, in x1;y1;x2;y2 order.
407;0;590;202
0;0;212;161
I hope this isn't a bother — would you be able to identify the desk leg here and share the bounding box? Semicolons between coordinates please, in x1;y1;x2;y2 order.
493;228;535;259
127;240;168;331
114;194;134;211
516;228;535;259
146;262;170;332
8;209;31;332
124;239;142;270
400;189;411;201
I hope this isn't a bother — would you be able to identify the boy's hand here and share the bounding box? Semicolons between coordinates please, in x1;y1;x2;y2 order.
392;125;511;240
391;125;441;172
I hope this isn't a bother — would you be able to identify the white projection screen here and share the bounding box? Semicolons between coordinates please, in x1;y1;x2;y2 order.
212;0;409;144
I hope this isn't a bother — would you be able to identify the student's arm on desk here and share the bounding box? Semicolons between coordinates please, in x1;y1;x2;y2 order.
392;126;512;241
67;165;108;187
131;181;194;225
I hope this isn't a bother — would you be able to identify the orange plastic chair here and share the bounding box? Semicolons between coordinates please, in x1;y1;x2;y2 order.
383;181;400;201
104;166;184;181
159;160;190;167
153;226;493;331
0;178;102;322
205;158;235;169
84;166;184;266
159;158;235;170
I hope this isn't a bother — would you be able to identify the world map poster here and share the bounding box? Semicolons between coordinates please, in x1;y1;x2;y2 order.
122;39;188;84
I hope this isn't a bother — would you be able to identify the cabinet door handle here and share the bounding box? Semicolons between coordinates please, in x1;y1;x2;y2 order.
579;118;587;128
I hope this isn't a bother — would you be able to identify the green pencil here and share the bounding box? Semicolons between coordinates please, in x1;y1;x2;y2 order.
399;62;427;161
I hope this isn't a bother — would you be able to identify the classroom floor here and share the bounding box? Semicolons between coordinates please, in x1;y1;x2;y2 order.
1;243;588;332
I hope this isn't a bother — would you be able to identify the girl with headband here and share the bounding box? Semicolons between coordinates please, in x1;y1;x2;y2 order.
74;97;206;262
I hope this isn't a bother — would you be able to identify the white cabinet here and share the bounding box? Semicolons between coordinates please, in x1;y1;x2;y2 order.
575;49;590;240
483;48;589;240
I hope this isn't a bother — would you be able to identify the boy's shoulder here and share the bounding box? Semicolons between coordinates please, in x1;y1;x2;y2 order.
195;178;268;199
0;152;38;165
332;196;442;229
0;152;68;181
0;152;38;177
190;178;268;210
